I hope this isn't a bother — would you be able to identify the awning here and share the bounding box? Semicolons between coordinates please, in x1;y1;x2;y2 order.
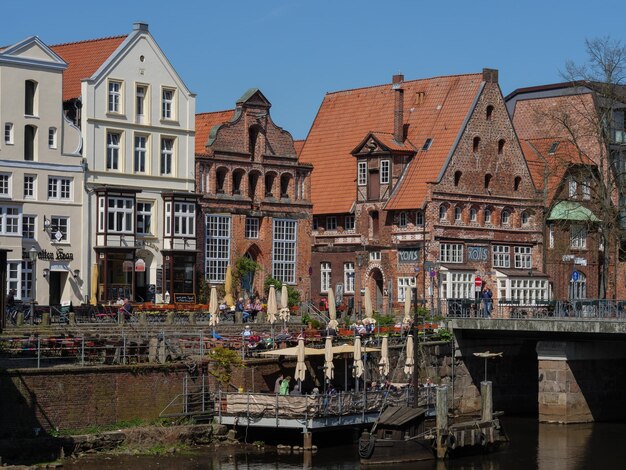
547;201;600;222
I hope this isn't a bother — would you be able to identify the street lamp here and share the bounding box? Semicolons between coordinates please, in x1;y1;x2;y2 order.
28;247;37;326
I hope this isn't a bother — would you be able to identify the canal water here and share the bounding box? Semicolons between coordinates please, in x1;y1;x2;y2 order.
62;417;624;469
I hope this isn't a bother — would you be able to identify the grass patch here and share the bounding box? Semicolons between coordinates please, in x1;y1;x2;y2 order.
50;418;177;437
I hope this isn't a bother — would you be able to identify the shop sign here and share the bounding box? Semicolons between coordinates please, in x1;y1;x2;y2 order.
135;259;146;272
123;260;134;272
398;247;421;264
467;246;488;262
37;249;74;261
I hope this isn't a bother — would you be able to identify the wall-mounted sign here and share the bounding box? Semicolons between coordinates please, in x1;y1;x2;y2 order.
123;260;134;272
467;246;488;262
37;249;74;261
398;247;421;264
135;259;146;272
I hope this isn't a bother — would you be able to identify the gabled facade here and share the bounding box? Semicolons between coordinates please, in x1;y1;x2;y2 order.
0;36;84;306
195;89;313;300
301;70;547;314
51;23;196;303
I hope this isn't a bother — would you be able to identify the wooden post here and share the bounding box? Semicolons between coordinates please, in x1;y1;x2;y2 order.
139;312;147;326
166;311;174;325
436;385;448;459
118;310;125;325
148;338;158;362
41;312;50;326
481;381;493;422
188;312;196;325
303;431;313;450
69;312;76;326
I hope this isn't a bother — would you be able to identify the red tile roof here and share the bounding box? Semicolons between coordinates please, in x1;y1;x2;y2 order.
50;36;127;101
299;73;483;214
195;110;235;155
293;139;305;156
353;132;417;154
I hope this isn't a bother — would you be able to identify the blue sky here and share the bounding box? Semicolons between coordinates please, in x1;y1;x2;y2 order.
4;1;624;139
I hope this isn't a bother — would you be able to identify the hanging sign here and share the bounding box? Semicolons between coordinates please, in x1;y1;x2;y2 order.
135;259;146;272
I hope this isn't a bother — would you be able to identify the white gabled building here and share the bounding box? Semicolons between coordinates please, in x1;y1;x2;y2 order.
52;23;197;304
0;36;84;307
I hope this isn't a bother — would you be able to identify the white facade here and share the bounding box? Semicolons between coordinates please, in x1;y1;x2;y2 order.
0;37;84;306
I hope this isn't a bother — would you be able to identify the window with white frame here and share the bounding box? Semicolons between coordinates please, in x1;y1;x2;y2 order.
501;210;510;225
440;243;463;263
7;260;33;300
108;80;122;113
166;201;195;236
205;214;231;282
107;131;121;170
22;215;35;239
47;177;71;200
344;262;355;293
273;219;297;284
162;88;174;119
493;245;510;268
505;278;548;305
470;208;477;222
521;211;529;225
397;277;416;302
440;271;474;299
416;210;424;226
48;127;57;148
160;137;174;175
398;211;407;228
136;85;146;122
4;123;14;144
357;161;367;186
50;216;69;242
370;251;381;262
484;209;492;224
0;173;9;197
326;216;337;230
454;207;462;222
568;178;577;198
439;205;447;221
380;160;390;184
136;202;152;235
581;178;591;200
570;225;587;249
514;246;532;269
245;217;259;239
549;224;555;249
105;197;133;233
0;206;21;234
321;262;331;292
344;215;355;231
23;175;35;198
134;135;147;173
569;272;587;299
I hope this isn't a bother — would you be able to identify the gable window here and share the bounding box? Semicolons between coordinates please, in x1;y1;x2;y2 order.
48;177;71;200
50;216;69;242
136;202;152;235
344;262;355;294
498;139;505;155
345;215;355;231
22;215;35;239
326;216;337;230
486;105;494;121
136;85;146;123
107;131;121;170
25;80;37;116
440;243;463;263
205;214;231;282
357;161;367;186
454;206;462;222
272;219;297;284
514;176;521;191
0;206;21;235
265;173;276;197
515;246;532;269
571;225;587;249
134;135;147;173
160;137;174;175
245;217;259;239
280;173;290;198
484;173;492;189
4;123;14;144
321;262;331;293
422;138;433;151
162;88;174;119
0;173;10;197
216;168;227;193
439;205;448;221
473;136;481;152
380;160;390;184
501;210;510;225
108;80;122;113
23;175;35;199
470;207;477;222
48;128;57;149
454;171;462;186
493;245;510;268
416;210;424;226
521;211;529;225
24;125;36;161
484;208;492;224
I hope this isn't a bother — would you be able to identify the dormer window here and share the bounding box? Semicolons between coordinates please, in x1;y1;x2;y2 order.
380;160;390;184
398;211;407;228
486;105;494;121
514;176;521;191
548;142;559;154
473;136;481;153
454;171;462;186
357;161;367;186
415;210;424;226
326;216;337;230
422;138;433;151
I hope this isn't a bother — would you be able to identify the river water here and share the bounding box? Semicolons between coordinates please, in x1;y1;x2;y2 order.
62;417;624;470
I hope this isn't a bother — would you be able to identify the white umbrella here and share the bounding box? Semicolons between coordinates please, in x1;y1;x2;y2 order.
363;286;375;326
209;286;219;327
324;336;334;381
267;285;277;324
404;335;415;377
403;290;412;325
379;336;390;378
279;284;290;322
328;288;338;330
294;338;307;382
352;336;364;378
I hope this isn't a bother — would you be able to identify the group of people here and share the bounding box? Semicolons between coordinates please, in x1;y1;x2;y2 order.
233;296;264;323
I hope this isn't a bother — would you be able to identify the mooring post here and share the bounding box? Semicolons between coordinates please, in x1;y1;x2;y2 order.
303;431;313;450
436;385;448;459
481;380;493;422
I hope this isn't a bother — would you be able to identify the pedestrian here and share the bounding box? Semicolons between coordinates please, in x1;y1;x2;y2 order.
7;288;15;308
274;373;284;394
279;376;291;395
481;285;493;318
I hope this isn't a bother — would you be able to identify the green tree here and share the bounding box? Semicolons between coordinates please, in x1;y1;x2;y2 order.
263;276;301;307
209;346;244;391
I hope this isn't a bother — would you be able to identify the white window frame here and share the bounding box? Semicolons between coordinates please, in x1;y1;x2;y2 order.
205;214;231;282
440;243;463;263
454;207;462;222
326;216;337;230
22;214;35;239
357;161;367;186
370;251;381;262
7;260;33;300
484;209;492;224
568;178;577;198
160;137;174;175
344;262;355;294
0;205;21;235
344;215;355;231
47;176;72;201
581;178;591;200
398;211;407;228
273;219;297;284
136;84;147;123
470;208;477;222
134;135;147;173
106;131;121;170
245;217;259;239
439;205;447;221
50;215;69;242
136;201;152;236
514;246;532;269
380;160;390;184
108;80;122;113
105;197;134;234
440;271;474;299
171;202;195;236
503;277;548;305
398;277;416;302
501;210;510;225
570;225;587;249
4;123;14;144
416;210;424;226
161;87;175;120
493;245;510;268
549;224;555;249
0;173;10;197
321;262;331;293
23;175;35;199
48;127;57;149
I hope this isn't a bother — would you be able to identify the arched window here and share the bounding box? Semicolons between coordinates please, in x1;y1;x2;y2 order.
454;170;462;186
470;207;477;222
415;210;424;226
370;210;379;239
569;272;587;299
484;173;492;189
398;211;407;228
454;206;462;222
249;126;261;160
486;105;494;121
232;169;244;195
501;210;510;225
473;136;481;152
24;125;36;161
248;172;259;199
514;176;521;191
280;173;291;198
265;172;276;197
25;80;37;116
498;139;505;155
484;209;492;224
439;205;447;221
216;168;228;193
521;211;529;225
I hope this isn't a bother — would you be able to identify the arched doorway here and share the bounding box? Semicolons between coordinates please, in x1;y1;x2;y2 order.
369;267;384;312
241;244;261;297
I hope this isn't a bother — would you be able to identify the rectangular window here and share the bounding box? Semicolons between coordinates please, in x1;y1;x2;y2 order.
380;160;390;184
492;245;510;268
245;217;259;239
23;175;35;198
571;225;587;249
47;177;71;200
312;217;319;230
321;262;331;293
22;215;35;239
7;260;33;300
4;123;14;144
508;278;548;305
206;214;231;282
162;88;174;119
50;216;69;242
514;246;532;269
568;178;577;198
0;206;21;234
136;202;152;235
134;135;147;173
582;178;591;200
0;173;9;196
357;161;367;186
108;80;122;113
160;137;174;175
440;271;473;299
273;219;297;284
344;262;355;293
416;210;424;226
440;243;463;263
370;251;381;262
107;132;121;170
326;216;337;230
136;85;146;122
397;277;416;302
549;224;554;249
106;197;134;233
48;127;57;148
345;215;355;231
172;202;195;236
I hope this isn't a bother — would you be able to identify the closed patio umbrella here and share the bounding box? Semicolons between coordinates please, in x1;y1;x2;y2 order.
353;336;364;379
363;286;375;327
324;336;334;381
90;264;99;305
224;265;235;307
209;286;219;327
379;336;390;378
267;285;278;324
328;288;338;330
294;338;307;382
403;290;412;325
404;335;415;377
279;284;290;323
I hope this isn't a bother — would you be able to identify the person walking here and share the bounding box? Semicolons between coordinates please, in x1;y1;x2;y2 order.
481;285;493;318
274;373;284;394
279;376;291;396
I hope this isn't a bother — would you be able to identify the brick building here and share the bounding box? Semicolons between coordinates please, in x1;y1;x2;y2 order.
300;70;547;315
195;89;313;301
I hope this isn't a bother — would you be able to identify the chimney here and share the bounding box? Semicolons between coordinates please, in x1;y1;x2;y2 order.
482;68;498;83
392;74;404;143
133;22;149;32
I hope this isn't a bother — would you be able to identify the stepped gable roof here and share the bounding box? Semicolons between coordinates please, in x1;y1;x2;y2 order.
299;73;483;214
195;110;235;156
50;35;127;101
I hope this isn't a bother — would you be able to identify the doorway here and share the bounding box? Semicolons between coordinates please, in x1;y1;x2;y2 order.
48;271;64;305
371;268;384;312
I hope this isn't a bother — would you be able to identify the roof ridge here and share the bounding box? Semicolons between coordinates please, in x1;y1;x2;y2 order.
50;34;127;48
196;109;235;117
325;72;483;96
